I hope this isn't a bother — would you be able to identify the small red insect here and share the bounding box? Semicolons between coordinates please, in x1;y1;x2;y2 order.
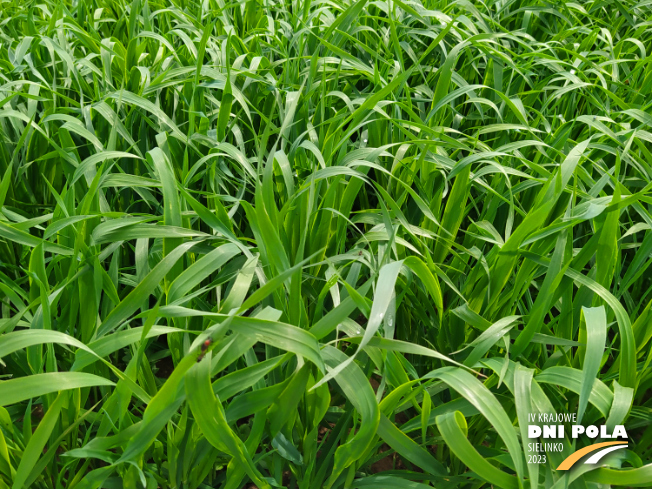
197;338;212;362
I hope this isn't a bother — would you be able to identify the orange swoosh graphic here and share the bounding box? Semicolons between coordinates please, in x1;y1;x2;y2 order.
556;441;628;470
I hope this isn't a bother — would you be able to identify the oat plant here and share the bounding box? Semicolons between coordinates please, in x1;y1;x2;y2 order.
1;0;652;488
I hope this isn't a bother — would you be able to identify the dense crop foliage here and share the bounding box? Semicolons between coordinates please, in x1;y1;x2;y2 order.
1;0;652;487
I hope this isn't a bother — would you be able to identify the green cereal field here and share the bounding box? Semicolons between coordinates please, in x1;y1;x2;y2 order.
0;0;652;487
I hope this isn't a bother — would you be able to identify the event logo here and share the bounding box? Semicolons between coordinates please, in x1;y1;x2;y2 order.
555;441;629;470
526;412;628;470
